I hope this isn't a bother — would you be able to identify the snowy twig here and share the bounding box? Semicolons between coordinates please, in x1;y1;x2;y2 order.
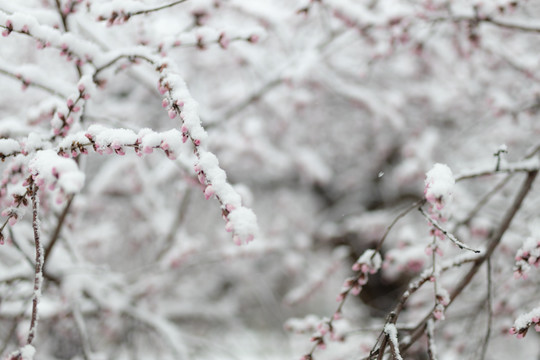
479;258;492;360
419;207;480;253
426;319;437;360
384;324;403;360
0;67;65;97
432;15;540;34
27;182;42;346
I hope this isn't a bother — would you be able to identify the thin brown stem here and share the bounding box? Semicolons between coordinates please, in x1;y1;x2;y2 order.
374;199;424;255
44;194;74;264
129;0;189;16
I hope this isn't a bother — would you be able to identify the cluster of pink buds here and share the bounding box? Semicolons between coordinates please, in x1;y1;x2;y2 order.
62;0;83;15
83;133;126;156
1;207;23;227
513;237;540;279
337;249;381;301
218;33;230;49
0;163;25;199
432;289;449;321
2;19;13;37
425;242;444;257
158;79;170;95
59;43;82;64
510;307;540;338
424;164;454;244
14;73;31;91
52;84;90;137
424;164;454;216
97;10;131;26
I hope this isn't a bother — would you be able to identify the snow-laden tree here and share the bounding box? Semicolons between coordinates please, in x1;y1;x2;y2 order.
1;0;540;359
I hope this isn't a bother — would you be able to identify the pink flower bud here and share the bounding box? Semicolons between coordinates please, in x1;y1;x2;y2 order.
162;99;169;108
509;327;517;335
78;83;85;92
233;235;242;246
193;139;201;146
249;34;259;43
143;146;153;154
197;172;206;185
168;109;176;119
219;33;230;49
245;234;254;244
225;221;234;232
67;98;74;107
204;185;215;200
433;309;444;320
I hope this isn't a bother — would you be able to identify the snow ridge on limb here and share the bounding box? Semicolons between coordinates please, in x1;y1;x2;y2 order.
157;63;259;245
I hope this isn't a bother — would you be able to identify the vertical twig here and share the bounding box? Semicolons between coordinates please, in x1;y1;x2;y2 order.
426;319;438;360
27;183;43;346
72;304;92;360
479;258;492;360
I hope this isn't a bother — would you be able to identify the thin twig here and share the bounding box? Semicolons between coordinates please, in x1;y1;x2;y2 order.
479;257;492;360
426;319;438;360
418;207;480;253
0;68;66;97
93;54;154;80
374;199;424;254
129;0;189;16
54;0;68;31
44;194;74;264
72;304;92;360
27;184;43;345
156;189;192;261
454;175;513;230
